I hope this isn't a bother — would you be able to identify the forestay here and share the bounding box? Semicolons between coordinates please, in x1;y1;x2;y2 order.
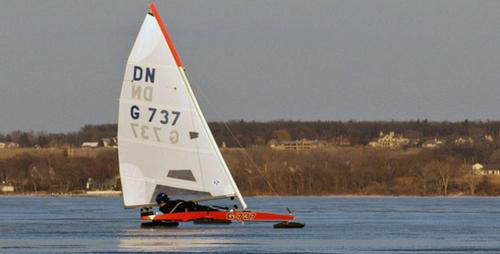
118;4;246;209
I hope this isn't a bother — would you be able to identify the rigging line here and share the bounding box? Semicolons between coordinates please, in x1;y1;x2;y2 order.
181;68;206;195
189;77;290;213
181;68;246;209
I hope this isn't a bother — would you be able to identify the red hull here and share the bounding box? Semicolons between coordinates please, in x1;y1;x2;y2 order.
142;211;294;222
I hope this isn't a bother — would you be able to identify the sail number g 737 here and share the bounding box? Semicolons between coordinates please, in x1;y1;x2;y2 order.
129;105;181;143
130;105;180;125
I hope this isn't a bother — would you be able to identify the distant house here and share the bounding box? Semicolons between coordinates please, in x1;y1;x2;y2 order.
422;138;444;148
112;137;118;147
0;182;14;192
101;138;117;148
454;137;474;145
472;163;483;171
269;139;327;150
484;135;494;143
81;137;118;149
1;142;21;148
368;131;410;149
471;163;500;176
1;142;20;148
81;142;99;148
86;177;93;190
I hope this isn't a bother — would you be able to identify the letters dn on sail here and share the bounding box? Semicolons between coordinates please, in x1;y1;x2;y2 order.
133;66;155;83
131;66;154;102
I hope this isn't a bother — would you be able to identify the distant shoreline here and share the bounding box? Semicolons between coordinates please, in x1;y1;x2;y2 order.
0;190;122;197
1;192;498;198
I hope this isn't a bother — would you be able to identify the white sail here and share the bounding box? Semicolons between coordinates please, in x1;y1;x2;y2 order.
118;4;246;209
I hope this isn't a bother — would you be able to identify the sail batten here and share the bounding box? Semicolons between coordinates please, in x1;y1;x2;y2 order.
119;137;216;154
118;3;246;209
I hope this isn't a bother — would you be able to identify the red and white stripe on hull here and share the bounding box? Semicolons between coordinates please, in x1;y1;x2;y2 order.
142;211;294;222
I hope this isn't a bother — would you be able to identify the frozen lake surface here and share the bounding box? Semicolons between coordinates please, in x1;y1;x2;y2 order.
0;196;499;253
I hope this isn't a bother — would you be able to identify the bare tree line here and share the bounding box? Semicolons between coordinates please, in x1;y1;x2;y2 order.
1;121;500;195
0;146;498;195
0;150;118;193
225;147;500;196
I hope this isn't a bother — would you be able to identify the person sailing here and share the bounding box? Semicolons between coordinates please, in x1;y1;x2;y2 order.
155;193;217;214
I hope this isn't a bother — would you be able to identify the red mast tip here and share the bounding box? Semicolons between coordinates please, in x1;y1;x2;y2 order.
148;2;183;67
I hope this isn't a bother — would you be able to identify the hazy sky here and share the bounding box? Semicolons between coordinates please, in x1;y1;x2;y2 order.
2;0;500;132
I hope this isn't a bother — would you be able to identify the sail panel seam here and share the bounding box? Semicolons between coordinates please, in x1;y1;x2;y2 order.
119;137;215;154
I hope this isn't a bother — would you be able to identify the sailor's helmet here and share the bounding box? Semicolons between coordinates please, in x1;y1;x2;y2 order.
155;192;169;204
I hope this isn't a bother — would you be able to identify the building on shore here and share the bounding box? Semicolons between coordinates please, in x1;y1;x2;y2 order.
368;131;410;149
422;138;444;148
81;137;117;148
0;142;20;149
81;142;99;148
472;163;500;176
454;137;474;145
101;137;118;148
269;139;327;150
484;135;494;143
0;181;14;192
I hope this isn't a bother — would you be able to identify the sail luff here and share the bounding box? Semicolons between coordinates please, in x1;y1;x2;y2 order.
178;67;248;210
